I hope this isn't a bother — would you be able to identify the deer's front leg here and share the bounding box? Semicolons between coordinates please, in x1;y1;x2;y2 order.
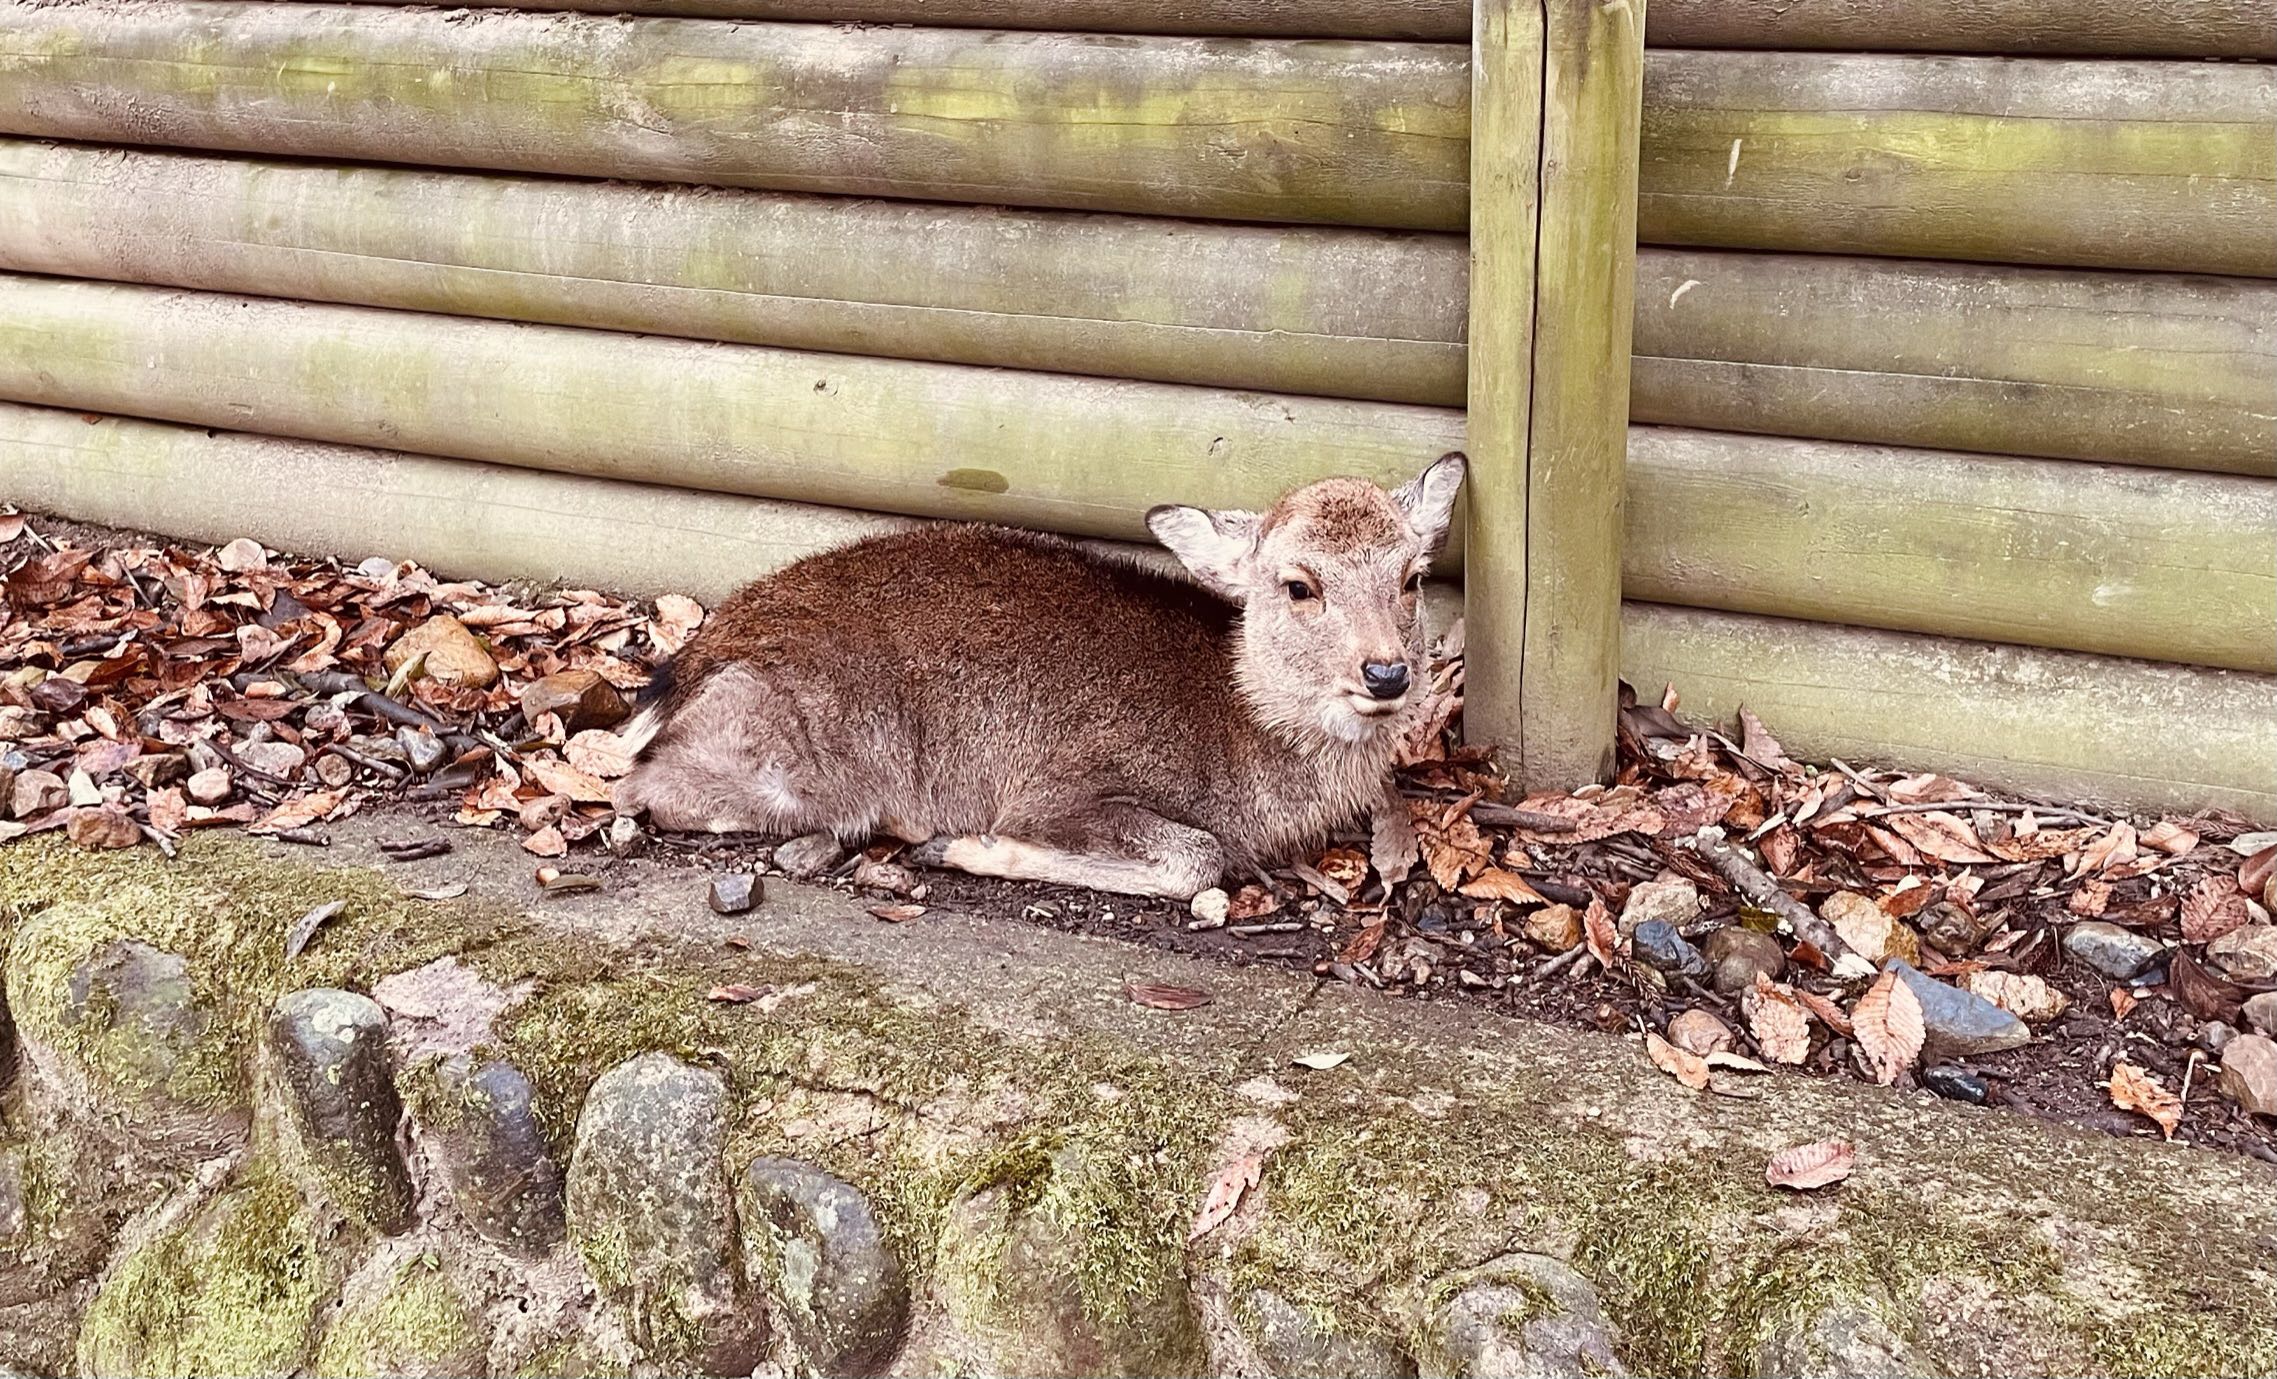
909;804;1223;901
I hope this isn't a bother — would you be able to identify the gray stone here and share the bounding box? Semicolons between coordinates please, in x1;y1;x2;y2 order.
412;1056;566;1253
565;1053;763;1375
270;989;414;1232
1422;1252;1625;1379
58;939;207;1100
1617;878;1699;938
773;832;848;880
1888;961;2031;1059
396;726;450;775
739;1157;908;1376
1630;921;1708;983
2062;921;2165;981
2207;925;2277;983
2218;1034;2277;1117
934;1149;1204;1377
2243;992;2277;1037
708;873;762;915
1248;1289;1416;1379
1704;927;1785;995
1754;1303;1920;1378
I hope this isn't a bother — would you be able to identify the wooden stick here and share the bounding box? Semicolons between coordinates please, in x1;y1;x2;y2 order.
1683;825;1855;963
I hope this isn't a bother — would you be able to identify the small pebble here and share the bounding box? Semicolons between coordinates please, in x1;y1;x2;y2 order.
396;725;450;774
1704;927;1785;995
1631;920;1709;982
2242;992;2277;1037
708;873;761;915
1188;887;1230;928
1923;1064;1989;1105
2062;921;2165;981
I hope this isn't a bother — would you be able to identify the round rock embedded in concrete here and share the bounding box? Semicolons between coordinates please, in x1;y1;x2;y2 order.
407;1055;566;1253
1423;1253;1626;1379
740;1156;909;1376
564;1052;763;1376
270;988;415;1233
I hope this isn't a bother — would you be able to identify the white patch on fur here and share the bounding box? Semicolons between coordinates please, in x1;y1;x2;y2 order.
616;705;664;758
754;761;802;815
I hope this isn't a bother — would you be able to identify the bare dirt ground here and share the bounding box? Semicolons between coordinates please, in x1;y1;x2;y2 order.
4;508;2273;1165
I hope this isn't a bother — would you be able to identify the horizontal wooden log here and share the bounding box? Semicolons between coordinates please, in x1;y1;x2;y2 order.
1647;0;2275;58
0;400;1465;623
1621;604;2277;821
130;0;2275;57
0;2;1469;229
0;274;1467;548
1624;428;2277;673
1639;52;2277;276
1632;249;2277;477
292;0;1474;39
0;139;1467;408
13;144;2270;471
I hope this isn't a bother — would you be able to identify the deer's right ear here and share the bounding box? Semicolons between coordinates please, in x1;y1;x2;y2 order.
1147;504;1260;598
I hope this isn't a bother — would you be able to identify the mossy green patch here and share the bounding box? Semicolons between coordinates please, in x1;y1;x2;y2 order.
312;1255;484;1379
75;1162;343;1378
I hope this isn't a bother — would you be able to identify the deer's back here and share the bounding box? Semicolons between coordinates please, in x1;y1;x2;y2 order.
667;525;1244;803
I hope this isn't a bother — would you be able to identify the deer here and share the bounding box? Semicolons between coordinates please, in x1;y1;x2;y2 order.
611;451;1467;901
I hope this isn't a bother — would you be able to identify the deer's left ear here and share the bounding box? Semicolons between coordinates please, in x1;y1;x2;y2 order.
1147;503;1261;599
1393;451;1466;555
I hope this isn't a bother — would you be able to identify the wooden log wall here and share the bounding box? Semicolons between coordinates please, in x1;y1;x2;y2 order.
0;0;2270;816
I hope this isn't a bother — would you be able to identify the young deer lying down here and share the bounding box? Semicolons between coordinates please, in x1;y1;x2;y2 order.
613;452;1466;900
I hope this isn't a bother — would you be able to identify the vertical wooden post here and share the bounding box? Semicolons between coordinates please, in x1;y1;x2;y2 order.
1464;0;1644;789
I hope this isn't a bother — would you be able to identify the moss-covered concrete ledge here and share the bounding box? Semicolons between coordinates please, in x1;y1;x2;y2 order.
2;821;2274;1378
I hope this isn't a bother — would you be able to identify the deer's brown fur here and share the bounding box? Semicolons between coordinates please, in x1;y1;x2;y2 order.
613;453;1466;899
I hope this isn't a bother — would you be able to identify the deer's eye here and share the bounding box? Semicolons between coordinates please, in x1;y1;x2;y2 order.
1285;581;1316;603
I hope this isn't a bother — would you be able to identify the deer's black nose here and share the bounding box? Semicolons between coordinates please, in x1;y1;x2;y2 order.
1362;662;1410;700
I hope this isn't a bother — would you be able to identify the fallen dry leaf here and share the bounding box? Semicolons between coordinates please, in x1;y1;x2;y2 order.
1743;974;1815;1065
1879;811;1999;865
283;899;346;960
868;903;927;923
2180;874;2251;944
249;789;346;835
2110;988;2139;1019
1316;847;1369;892
1961;970;2069;1025
524;755;613;805
401;882;470;902
1459;868;1548;905
650;593;706;655
1581;897;1624;970
1291;1050;1350;1071
563;729;636;780
1849;970;1925;1085
2106;1060;2182;1140
1227;885;1282;921
2141;819;2200;856
1337;920;1386;965
1124;980;1212;1011
1736;705;1794;772
1416;808;1494;889
707;984;767;1004
2074;822;2139;879
1645;1031;1710;1091
1766;1139;1855;1190
1793;987;1856;1038
521;825;568;858
1190;1152;1264;1242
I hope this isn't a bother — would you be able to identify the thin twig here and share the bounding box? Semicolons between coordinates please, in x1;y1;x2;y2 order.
202;734;294;785
1470;801;1579;834
1535;943;1590;981
1682;825;1856;963
1828;758;1891;803
320;741;407;782
1860;799;2117;828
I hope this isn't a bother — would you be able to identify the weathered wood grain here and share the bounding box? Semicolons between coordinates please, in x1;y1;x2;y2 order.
0;1;1470;228
204;0;2277;57
1626;427;2277;673
1648;0;2274;58
1621;604;2277;821
1639;52;2277;275
1469;0;1642;788
0;274;1467;546
1632;249;2277;477
0;139;1467;407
